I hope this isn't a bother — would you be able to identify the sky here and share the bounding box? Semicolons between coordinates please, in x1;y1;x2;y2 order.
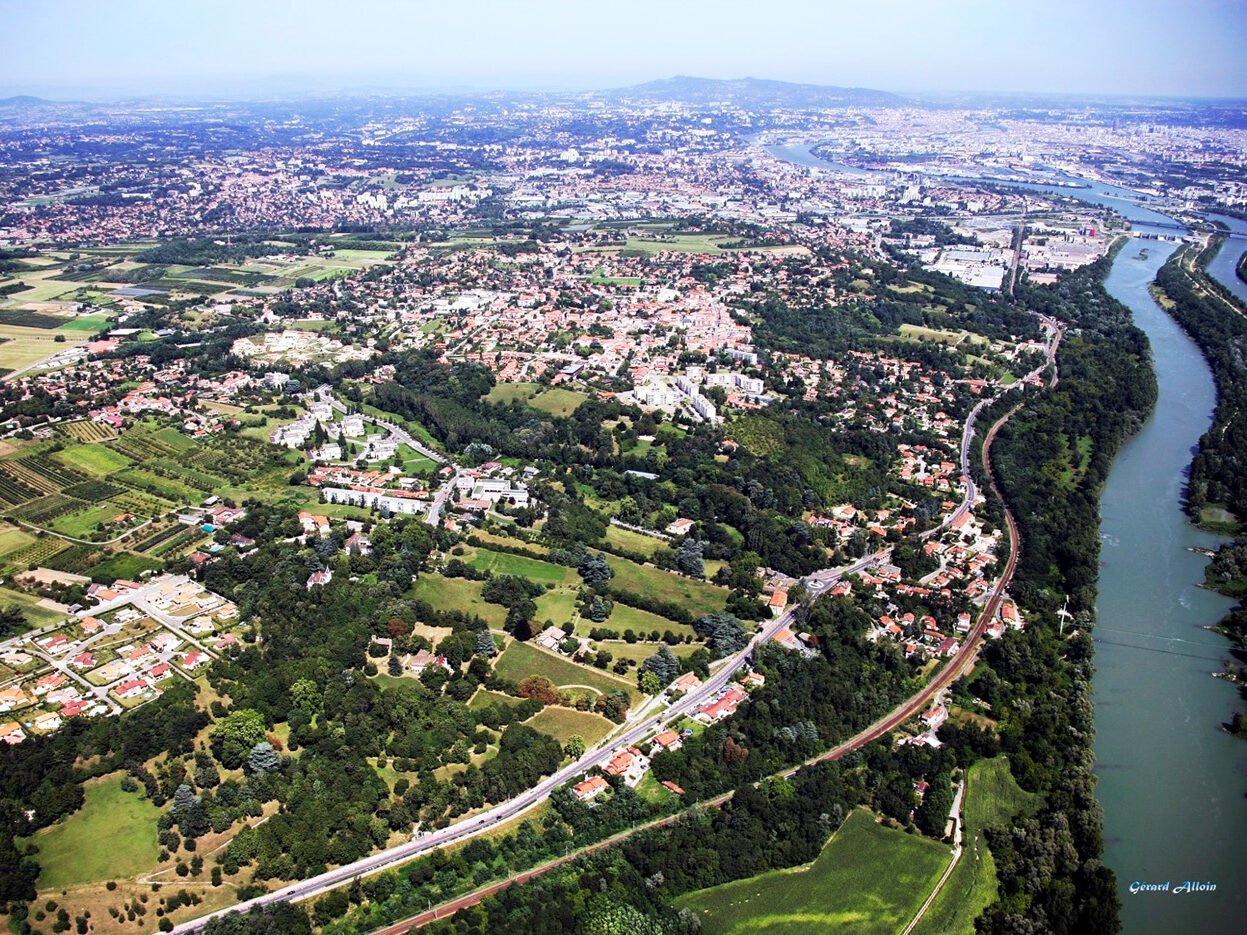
3;0;1246;100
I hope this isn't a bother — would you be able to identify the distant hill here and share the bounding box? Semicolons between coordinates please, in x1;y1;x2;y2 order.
0;95;50;107
608;76;907;108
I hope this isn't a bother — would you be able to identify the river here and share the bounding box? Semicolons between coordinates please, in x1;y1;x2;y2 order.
1205;212;1247;306
763;142;1247;931
1093;240;1245;933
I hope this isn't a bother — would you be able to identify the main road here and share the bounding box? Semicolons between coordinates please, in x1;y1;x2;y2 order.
172;325;1058;933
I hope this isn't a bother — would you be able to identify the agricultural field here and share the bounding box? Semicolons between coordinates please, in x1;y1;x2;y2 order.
675;808;950;935
27;773;162;890
605;554;728;615
912;757;1040;935
52;443;133;477
492;639;641;703
60;420;119;442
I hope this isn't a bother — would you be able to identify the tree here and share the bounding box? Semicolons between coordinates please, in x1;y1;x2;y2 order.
639;671;662;695
693;611;748;658
915;772;953;839
578;552;613;588
290;678;321;715
0;606;27;639
211;709;267;769
565;735;586;760
474;629;497;657
247;742;280;774
387;654;403;676
676;539;705;578
640;645;680;685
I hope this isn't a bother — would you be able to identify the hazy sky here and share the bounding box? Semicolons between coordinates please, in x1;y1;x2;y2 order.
4;0;1246;99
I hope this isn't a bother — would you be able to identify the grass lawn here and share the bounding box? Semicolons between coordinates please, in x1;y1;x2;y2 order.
606;555;727;615
913;757;1040;935
411;573;506;627
675;808;950;935
0;586;65;627
90;551;163;581
529;388;589;417
31;772;161;889
467;547;578;586
52;443;134;477
603;524;668;558
534;587;580;627
493;639;640;702
467;688;525;711
47;503;120;538
524;705;615;747
604;602;695;637
596;640;699;664
485;382;540;405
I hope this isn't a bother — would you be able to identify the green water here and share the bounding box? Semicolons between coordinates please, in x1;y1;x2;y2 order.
1092;240;1246;932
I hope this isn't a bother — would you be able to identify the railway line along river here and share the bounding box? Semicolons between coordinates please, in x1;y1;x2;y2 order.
764;143;1247;932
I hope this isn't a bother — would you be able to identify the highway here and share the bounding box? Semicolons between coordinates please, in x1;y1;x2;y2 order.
172;324;1061;933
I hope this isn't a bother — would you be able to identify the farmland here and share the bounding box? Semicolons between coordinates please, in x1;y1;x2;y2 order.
675;808;950;934
912;757;1039;935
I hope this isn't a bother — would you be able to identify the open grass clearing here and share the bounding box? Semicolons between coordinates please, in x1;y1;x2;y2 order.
493;639;640;702
674;808;950;935
595;639;699;664
29;772;161;889
603;601;695;637
467;546;578;586
410;573;506;627
606;554;727;615
603;524;668;558
523;705;615;747
528;387;589;417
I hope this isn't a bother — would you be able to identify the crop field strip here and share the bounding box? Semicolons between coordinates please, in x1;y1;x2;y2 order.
0;473;41;507
0;310;74;329
9;493;90;525
59;420;118;442
62;480;128;502
3;537;70;568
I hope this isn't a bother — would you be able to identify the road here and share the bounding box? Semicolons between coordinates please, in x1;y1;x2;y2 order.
172;325;1059;933
367;399;1028;934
